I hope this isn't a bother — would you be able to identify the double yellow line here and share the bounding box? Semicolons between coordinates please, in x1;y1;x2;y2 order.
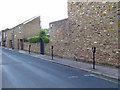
89;74;120;85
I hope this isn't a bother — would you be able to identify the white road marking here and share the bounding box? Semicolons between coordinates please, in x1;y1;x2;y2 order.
68;76;79;79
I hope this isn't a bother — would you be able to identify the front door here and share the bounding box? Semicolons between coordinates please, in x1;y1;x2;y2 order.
18;39;19;50
20;39;23;50
9;40;12;48
40;39;44;55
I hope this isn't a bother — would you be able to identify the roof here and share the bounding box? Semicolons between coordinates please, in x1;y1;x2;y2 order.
1;28;11;32
23;16;40;24
11;16;40;29
49;18;68;24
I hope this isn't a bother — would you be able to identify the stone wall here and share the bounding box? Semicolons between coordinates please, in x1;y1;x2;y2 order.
24;42;50;55
49;1;119;67
6;29;12;48
24;42;40;53
49;19;71;58
68;1;119;67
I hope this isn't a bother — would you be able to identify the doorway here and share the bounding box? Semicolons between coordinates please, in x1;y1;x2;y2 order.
20;39;23;50
9;40;12;48
40;39;44;55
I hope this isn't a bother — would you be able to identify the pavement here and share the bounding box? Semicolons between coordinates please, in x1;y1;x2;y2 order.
1;48;119;88
4;47;119;80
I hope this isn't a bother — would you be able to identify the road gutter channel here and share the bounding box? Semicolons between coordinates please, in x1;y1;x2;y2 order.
40;57;118;81
31;57;120;84
23;54;120;84
4;48;119;81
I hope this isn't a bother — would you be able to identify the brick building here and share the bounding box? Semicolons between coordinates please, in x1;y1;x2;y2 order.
49;1;119;67
3;16;41;50
13;16;41;50
1;28;10;47
6;29;12;48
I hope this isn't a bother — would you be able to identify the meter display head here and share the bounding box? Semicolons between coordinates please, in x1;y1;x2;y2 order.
92;47;96;53
51;46;53;49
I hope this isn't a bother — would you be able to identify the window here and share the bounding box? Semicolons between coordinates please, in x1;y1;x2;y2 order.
12;29;14;33
19;25;21;33
3;32;6;38
50;24;53;28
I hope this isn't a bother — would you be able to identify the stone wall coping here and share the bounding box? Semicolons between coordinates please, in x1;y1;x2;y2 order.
49;18;68;24
10;16;40;30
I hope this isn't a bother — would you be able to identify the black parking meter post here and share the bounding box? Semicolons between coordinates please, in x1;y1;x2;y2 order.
51;46;53;60
92;47;96;69
29;45;31;54
93;53;95;69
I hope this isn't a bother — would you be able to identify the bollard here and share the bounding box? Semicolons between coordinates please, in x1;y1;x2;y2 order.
51;45;53;60
29;45;31;54
92;47;96;69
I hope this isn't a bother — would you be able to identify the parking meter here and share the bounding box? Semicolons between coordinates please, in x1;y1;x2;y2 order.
92;47;96;69
29;45;31;54
51;46;53;60
51;46;53;50
92;47;96;53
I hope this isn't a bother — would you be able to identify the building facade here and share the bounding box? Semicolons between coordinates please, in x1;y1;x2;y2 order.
49;1;119;67
1;29;10;47
6;29;12;48
3;16;41;50
14;16;40;50
49;19;69;57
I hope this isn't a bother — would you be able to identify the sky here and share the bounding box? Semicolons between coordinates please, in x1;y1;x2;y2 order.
0;0;68;30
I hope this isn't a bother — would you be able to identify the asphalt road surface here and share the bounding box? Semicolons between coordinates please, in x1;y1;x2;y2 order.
1;48;119;88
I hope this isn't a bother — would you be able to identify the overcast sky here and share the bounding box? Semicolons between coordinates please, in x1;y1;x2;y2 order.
0;0;68;30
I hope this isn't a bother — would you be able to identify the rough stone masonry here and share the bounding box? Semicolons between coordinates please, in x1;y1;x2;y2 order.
49;1;119;67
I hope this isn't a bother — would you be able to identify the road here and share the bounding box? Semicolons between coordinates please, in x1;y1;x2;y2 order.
1;48;119;88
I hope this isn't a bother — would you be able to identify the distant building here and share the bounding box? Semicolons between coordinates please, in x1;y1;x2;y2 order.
4;16;41;50
6;29;12;48
1;28;10;47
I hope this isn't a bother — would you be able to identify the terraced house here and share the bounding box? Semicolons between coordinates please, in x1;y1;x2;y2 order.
1;28;10;47
3;16;41;50
6;28;12;48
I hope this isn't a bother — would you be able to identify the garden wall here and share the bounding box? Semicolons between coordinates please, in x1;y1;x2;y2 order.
49;19;71;58
24;42;50;55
